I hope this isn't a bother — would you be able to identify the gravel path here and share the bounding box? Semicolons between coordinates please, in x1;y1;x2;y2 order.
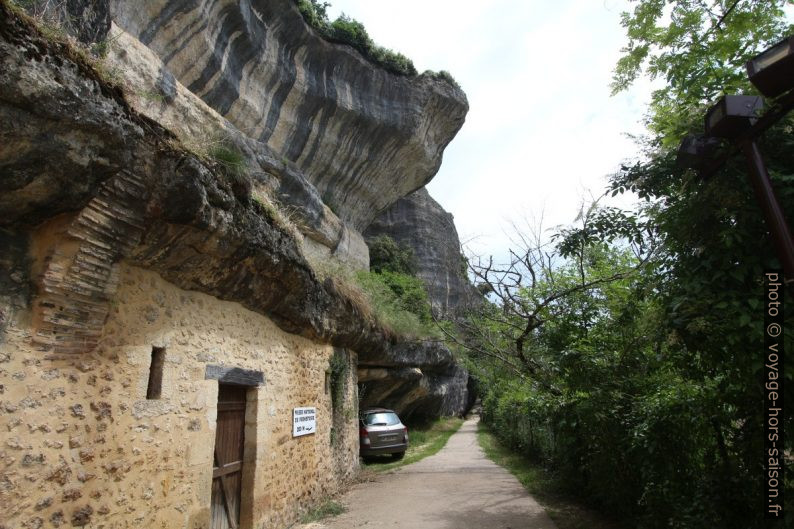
305;416;557;529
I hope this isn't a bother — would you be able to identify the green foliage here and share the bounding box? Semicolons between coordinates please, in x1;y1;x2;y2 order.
294;0;417;76
329;349;348;414
475;249;744;525
208;143;247;179
597;143;794;527
608;4;794;525
329;14;370;53
555;204;650;257
424;69;461;89
207;142;251;201
306;254;437;340
295;0;329;28
469;4;794;528
379;271;432;323
612;0;792;143
354;270;437;339
365;235;436;331
467;205;792;527
299;499;345;523
368;235;417;275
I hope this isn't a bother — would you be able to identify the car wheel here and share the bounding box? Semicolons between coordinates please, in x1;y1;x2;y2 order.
391;451;405;460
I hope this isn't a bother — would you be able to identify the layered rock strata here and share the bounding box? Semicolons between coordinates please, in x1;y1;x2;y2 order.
108;0;469;231
2;0;474;434
358;342;470;419
0;10;370;354
365;187;478;316
362;188;479;418
0;4;469;422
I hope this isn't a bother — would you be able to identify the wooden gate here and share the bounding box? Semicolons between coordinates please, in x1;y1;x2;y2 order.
211;384;247;529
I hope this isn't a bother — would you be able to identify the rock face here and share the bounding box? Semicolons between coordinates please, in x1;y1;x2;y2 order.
361;188;478;419
1;10;367;528
1;0;472;427
358;342;470;420
0;4;370;359
365;187;477;316
108;0;468;231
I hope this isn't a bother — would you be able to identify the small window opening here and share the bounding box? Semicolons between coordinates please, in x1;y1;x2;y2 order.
324;370;331;395
146;346;166;399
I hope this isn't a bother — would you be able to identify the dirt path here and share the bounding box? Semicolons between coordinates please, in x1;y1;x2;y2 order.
305;416;557;529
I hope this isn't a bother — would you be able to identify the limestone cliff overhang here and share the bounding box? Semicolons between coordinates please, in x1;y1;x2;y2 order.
0;5;400;361
109;0;470;231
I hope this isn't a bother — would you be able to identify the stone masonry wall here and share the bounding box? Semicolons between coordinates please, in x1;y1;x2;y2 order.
0;264;358;529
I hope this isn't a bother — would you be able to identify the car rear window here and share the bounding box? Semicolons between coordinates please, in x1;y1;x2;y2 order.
362;412;400;426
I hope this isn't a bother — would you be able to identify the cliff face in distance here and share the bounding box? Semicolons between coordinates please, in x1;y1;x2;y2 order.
361;188;479;419
0;0;472;420
365;187;478;317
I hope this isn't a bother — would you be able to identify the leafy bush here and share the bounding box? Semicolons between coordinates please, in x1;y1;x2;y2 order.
480;369;747;526
424;69;461;89
295;0;329;28
294;0;417;76
471;236;787;528
354;270;437;339
377;271;432;323
364;235;434;329
368;235;417;275
329;14;370;52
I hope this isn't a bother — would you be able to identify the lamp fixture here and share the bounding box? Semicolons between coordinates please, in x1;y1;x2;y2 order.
676;134;722;172
704;95;764;139
746;35;794;98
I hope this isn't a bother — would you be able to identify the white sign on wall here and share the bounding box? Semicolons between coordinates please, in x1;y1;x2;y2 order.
292;407;317;437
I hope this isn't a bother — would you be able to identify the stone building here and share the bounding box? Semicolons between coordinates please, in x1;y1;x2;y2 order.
1;263;358;529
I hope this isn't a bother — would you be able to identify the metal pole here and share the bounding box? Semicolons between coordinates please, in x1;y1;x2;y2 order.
741;140;794;282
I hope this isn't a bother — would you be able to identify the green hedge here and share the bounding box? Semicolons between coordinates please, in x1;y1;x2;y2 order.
480;374;767;528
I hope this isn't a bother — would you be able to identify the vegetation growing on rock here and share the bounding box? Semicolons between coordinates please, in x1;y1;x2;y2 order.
295;0;417;76
363;235;434;328
368;234;418;275
294;0;462;89
307;252;437;341
353;270;434;336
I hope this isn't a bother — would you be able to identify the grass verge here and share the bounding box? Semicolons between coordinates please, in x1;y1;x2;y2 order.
299;499;346;524
362;416;464;473
476;421;620;529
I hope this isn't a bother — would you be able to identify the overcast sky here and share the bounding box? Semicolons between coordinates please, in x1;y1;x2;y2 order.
326;0;655;259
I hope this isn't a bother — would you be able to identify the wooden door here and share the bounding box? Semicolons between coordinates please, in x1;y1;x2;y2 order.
211;384;247;529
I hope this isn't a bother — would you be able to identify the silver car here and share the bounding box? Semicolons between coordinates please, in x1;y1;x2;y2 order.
359;407;409;459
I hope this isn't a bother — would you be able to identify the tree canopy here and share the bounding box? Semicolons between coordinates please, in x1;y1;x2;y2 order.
459;2;794;527
612;0;792;143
